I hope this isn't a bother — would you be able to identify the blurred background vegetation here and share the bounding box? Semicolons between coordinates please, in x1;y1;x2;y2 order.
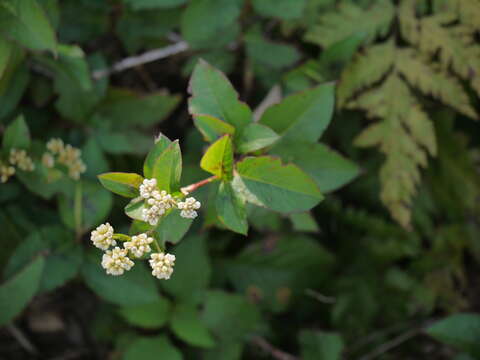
1;0;480;359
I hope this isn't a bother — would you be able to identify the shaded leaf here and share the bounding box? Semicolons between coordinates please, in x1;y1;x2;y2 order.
98;172;144;198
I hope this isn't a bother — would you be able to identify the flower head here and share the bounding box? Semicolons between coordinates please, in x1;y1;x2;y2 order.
101;247;134;276
177;197;201;219
124;233;154;258
149;252;176;280
9;149;35;171
42;153;55;168
0;163;15;183
46;138;65;154
90;223;116;250
140;178;158;199
142;205;165;226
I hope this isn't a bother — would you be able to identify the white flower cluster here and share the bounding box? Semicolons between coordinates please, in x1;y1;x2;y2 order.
0;162;15;183
124;233;154;258
139;178;201;224
90;223;175;280
9;149;35;171
43;138;87;180
90;223;116;250
101;247;134;276
177;197;201;219
149;252;176;280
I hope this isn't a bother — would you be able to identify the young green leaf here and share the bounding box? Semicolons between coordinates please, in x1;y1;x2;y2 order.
259;83;335;146
237;123;279;154
189;59;252;131
193;114;235;142
123;336;182;360
216;182;248;235
235;156;323;213
143;133;172;178
0;256;45;325
272;142;360;193
171;303;216;348
154;209;193;245
125;198;147;221
289;212;319;233
98;172;144;198
200;135;233;181
151;140;182;192
3;114;30;150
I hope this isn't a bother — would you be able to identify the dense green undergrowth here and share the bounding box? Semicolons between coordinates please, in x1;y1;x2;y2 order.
1;0;480;359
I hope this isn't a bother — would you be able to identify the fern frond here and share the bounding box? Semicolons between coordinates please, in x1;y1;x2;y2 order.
396;49;477;119
350;74;435;228
337;41;394;107
304;0;394;48
416;15;480;97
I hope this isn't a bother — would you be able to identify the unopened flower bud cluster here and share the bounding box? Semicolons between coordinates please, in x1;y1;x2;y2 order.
139;178;201;224
90;222;175;280
0;148;35;183
43;138;87;180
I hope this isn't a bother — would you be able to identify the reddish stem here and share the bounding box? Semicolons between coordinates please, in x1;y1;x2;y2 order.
181;175;217;195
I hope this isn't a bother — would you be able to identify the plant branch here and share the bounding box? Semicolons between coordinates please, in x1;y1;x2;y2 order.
6;324;38;355
250;336;299;360
92;41;189;80
181;176;217;195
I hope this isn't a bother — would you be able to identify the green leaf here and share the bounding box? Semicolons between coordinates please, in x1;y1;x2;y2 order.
122;336;182;360
426;314;480;356
154;209;193;245
216;182;248;235
171;303;216;348
3;114;30;150
252;0;306;19
4;227;82;293
58;180;113;231
82;137;109;179
259;83;335;146
0;0;56;52
123;0;187;10
143;133;172;178
0;38;12;79
289;212;319;232
82;252;160;306
272;143;359;193
237;123;279;154
161;235;211;304
200;135;233;181
98;172;144;198
202;290;261;341
151;140;182;192
119;298;171;329
235;156;323;213
0;256;45;325
299;330;344;360
181;0;243;49
0;53;30;121
189;59;252;132
125;198;146;221
193;114;235;143
96;88;181;129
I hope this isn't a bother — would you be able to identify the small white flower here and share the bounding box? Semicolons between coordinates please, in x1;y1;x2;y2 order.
9;149;35;171
149;252;176;280
46;138;65;154
0;163;15;183
90;223;116;250
140;178;158;199
68;159;87;180
101;247;134;276
177;197;201;219
124;233;154;258
142;205;165;226
42;153;55;168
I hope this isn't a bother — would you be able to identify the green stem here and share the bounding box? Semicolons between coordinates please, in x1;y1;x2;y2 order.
153;238;163;253
112;233;131;242
74;181;83;242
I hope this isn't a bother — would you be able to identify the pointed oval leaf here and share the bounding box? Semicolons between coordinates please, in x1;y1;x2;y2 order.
237;123;280;154
171;303;216;348
98;172;144;198
151;140;182;192
200;134;233;181
143;133;172;178
235;156;323;213
3;114;30;150
259;83;335;146
216;182;248;235
189;59;252;132
193;114;235;142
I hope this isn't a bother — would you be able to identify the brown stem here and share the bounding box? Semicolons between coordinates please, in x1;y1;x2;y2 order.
251;336;299;360
181;176;217;195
